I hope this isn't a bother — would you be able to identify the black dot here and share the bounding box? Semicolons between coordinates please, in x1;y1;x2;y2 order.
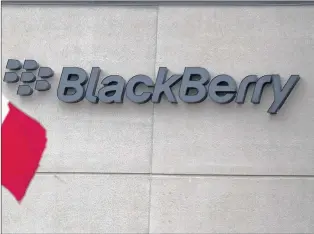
6;59;22;70
21;72;36;83
35;80;51;91
38;67;54;78
3;72;19;83
23;60;39;70
17;85;33;96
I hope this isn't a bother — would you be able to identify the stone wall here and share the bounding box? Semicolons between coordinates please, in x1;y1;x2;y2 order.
2;4;314;233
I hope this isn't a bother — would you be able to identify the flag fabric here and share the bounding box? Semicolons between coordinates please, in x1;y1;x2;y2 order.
1;95;47;202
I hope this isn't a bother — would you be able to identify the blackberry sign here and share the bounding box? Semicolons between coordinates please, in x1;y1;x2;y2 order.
3;59;300;115
58;67;299;114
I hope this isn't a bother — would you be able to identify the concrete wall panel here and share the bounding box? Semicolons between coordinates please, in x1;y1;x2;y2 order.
152;6;314;175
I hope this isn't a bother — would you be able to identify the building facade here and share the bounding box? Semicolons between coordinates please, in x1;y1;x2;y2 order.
2;1;314;233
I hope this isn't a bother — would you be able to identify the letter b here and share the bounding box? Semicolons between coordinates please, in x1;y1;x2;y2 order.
57;67;88;103
179;67;210;103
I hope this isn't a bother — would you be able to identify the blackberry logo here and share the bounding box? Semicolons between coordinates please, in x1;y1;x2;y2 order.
3;59;54;96
2;59;301;114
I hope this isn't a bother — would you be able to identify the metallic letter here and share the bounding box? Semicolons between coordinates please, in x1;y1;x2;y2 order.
235;75;258;104
208;74;237;104
86;67;101;104
152;67;182;103
179;67;210;103
57;67;88;103
126;75;154;104
268;75;300;114
251;75;272;104
98;75;126;103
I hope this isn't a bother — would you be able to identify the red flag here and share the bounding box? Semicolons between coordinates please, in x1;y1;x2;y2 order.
1;97;47;202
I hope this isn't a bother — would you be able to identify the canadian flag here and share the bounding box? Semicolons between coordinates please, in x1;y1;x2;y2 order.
1;95;47;202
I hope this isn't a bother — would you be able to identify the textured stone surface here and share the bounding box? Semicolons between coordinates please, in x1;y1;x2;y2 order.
2;174;150;234
2;6;158;173
150;176;314;233
152;6;314;175
2;4;314;234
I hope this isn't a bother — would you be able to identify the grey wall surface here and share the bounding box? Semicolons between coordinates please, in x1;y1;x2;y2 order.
1;4;314;233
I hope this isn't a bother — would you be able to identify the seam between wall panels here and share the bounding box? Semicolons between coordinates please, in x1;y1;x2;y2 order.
147;5;159;234
3;1;314;6
36;172;314;177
